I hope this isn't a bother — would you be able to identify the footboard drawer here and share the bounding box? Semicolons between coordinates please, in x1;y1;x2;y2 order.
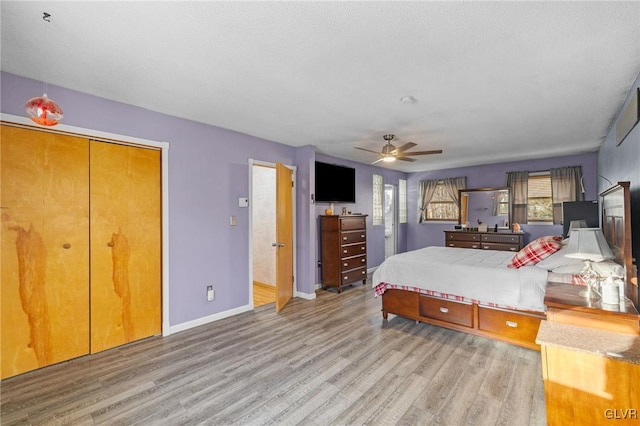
382;289;419;317
478;306;543;343
419;296;473;328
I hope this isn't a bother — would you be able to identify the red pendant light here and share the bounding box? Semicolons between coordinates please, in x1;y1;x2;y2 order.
25;94;63;126
25;13;63;126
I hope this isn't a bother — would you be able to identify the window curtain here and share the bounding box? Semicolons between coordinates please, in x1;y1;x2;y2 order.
417;179;438;223
550;166;584;224
506;171;529;224
442;176;467;208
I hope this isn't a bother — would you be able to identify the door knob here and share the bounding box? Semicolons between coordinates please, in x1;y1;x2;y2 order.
272;242;285;247
62;243;71;249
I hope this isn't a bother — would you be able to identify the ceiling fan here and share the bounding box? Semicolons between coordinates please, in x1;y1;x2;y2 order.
355;134;443;164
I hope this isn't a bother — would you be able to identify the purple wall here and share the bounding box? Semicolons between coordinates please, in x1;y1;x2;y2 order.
407;153;598;250
1;72;301;326
598;71;640;274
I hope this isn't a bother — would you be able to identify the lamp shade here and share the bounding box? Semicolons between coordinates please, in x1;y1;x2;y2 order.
568;220;587;236
564;228;614;262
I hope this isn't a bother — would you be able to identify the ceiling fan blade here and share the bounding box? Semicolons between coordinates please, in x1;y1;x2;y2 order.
371;158;384;165
401;149;444;156
393;142;417;154
397;157;417;162
354;147;382;154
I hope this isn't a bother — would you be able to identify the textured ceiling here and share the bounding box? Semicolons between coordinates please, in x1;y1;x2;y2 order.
2;1;639;172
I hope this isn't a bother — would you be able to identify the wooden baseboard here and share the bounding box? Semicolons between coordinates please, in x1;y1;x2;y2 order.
253;280;275;289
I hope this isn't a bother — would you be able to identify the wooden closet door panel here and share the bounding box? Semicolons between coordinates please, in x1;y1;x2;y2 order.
90;141;161;353
1;125;90;379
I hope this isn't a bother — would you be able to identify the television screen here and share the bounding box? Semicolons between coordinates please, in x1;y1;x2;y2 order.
315;161;356;203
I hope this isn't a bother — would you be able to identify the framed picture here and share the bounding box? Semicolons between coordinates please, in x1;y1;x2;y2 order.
616;87;639;146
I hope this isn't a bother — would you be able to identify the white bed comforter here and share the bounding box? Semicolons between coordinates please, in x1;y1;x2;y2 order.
372;246;549;312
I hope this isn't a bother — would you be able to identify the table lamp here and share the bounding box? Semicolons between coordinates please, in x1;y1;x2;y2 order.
564;228;614;299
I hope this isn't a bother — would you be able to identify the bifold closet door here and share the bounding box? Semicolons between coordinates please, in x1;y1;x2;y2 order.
1;125;90;379
89;141;161;353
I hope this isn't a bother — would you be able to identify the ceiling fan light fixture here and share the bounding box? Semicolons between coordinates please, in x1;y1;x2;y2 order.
382;156;396;162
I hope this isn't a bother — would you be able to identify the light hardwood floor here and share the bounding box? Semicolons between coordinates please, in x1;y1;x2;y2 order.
0;281;546;425
253;281;276;307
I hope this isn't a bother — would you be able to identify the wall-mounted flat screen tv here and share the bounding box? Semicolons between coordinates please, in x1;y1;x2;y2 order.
314;161;356;203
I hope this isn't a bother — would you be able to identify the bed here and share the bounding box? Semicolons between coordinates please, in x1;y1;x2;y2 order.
373;181;637;350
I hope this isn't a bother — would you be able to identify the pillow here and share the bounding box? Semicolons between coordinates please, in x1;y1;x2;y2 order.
508;235;563;268
553;259;624;277
534;245;584;271
592;260;624;278
547;271;587;286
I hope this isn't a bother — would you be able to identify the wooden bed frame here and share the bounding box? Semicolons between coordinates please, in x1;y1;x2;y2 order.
380;181;637;351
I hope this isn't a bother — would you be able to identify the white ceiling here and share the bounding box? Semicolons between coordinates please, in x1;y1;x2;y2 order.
2;1;639;172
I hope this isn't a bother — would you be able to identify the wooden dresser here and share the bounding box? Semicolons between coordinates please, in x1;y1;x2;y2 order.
320;215;367;293
444;230;524;252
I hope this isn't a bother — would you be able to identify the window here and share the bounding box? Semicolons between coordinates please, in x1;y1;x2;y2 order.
527;173;553;222
398;179;407;223
372;174;383;226
425;182;459;221
495;190;509;215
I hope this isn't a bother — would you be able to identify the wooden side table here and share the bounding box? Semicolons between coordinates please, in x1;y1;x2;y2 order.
544;282;640;335
536;320;640;425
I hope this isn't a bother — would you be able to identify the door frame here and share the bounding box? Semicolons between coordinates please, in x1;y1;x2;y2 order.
0;114;171;336
248;159;297;308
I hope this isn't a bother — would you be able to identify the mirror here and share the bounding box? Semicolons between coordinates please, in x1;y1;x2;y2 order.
459;187;511;230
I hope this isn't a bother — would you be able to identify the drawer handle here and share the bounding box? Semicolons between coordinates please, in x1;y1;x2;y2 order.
439;307;449;313
343;250;348;254
361;246;365;250
361;258;365;263
361;270;366;275
448;244;455;247
361;234;365;238
472;245;478;249
506;321;518;328
510;247;517;251
343;236;348;240
344;276;348;280
344;263;348;267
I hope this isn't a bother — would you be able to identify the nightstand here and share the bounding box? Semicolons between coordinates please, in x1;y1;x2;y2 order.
544;282;640;335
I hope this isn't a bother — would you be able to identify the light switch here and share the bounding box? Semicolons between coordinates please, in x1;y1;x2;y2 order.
230;215;237;226
238;197;249;208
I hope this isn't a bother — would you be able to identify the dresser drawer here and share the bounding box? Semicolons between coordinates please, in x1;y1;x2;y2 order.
481;234;521;244
341;243;366;257
341;230;366;244
478;306;543;343
481;242;519;252
341;217;366;231
419;296;473;328
341;267;367;284
447;241;480;249
446;232;480;242
341;255;366;271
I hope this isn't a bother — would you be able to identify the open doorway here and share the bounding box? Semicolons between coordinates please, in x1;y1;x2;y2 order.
249;161;296;311
251;164;277;307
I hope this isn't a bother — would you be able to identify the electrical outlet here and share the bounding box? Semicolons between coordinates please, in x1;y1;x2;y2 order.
207;285;214;301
